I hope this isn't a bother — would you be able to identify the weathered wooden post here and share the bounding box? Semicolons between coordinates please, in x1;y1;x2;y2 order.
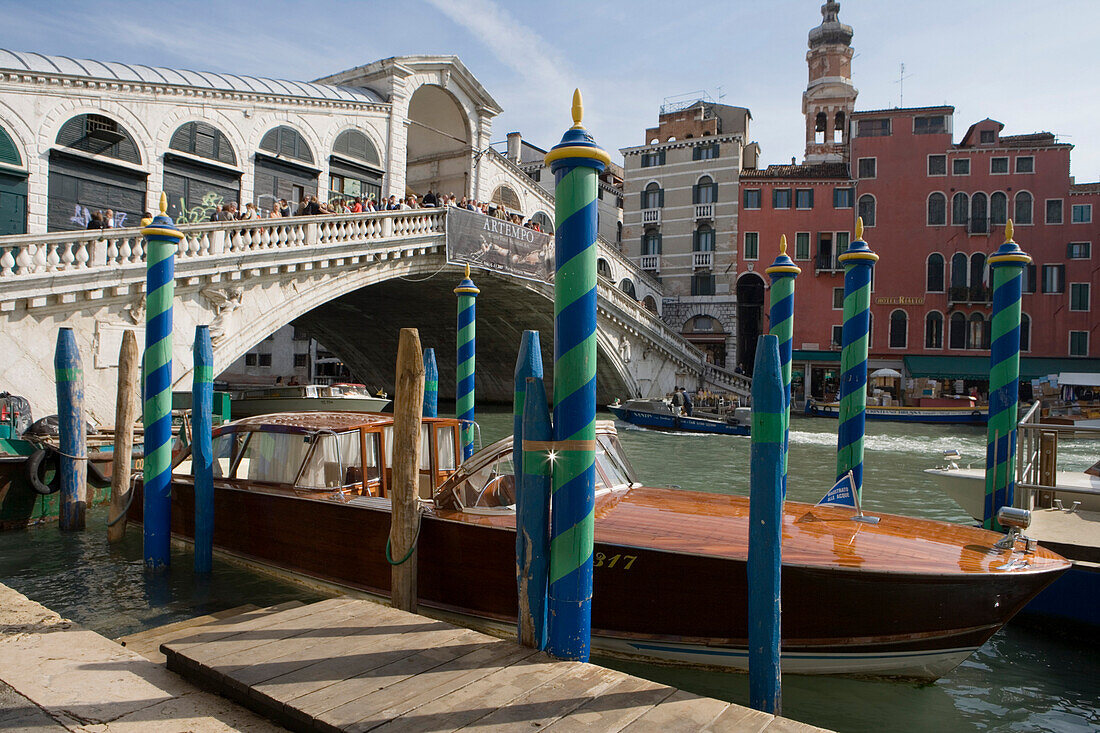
389;328;425;612
108;329;139;542
984;221;1031;528
518;375;552;650
766;235;801;498
54;327;86;531
193;325;214;573
835;218;878;501
748;334;784;714
422;347;438;418
544;90;610;662
142;194;180;569
454;265;479;461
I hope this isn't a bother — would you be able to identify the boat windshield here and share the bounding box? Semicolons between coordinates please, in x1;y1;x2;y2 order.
297;431;364;489
595;433;634;488
236;431;313;484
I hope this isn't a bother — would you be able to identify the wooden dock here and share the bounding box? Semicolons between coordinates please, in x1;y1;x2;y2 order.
161;597;827;733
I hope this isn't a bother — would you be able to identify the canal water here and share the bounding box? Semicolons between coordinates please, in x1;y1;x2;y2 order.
0;408;1095;732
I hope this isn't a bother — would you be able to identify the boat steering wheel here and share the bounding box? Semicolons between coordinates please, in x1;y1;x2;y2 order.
474;473;507;507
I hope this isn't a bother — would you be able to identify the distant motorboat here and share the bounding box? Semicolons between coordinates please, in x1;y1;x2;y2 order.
231;383;390;419
805;399;986;425
608;398;751;436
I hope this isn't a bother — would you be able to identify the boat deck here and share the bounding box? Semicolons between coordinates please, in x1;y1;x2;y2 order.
163;597;829;732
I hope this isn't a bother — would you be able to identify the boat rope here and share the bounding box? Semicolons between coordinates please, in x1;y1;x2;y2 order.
52;450;88;460
385;513;422;565
106;475;139;527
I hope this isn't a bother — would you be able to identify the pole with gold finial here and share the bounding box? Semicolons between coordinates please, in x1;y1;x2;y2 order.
766;235;801;498
454;262;480;461
835;217;878;501
142;193;181;570
543;89;611;662
984;220;1031;529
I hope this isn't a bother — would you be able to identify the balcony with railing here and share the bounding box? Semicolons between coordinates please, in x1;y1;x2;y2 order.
815;252;843;274
640;254;660;272
641;208;661;225
694;203;714;220
692;251;713;269
948;284;992;304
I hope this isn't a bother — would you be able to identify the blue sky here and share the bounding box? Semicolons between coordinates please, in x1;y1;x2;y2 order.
3;0;1098;180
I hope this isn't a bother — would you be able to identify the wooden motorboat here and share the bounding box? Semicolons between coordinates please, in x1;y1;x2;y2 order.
805;399;987;425
608;398;750;436
129;412;1069;680
230;383;390;419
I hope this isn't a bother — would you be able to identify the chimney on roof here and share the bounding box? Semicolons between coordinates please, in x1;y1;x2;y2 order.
506;132;522;163
792;157;797;164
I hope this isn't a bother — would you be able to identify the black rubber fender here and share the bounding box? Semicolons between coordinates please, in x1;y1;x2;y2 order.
972;410;982;419
26;448;60;495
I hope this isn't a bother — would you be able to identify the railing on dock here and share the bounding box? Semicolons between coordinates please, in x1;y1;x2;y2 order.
1015;400;1100;508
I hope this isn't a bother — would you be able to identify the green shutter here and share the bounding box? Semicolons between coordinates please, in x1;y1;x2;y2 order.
0;128;19;167
658;189;664;207
657;233;663;254
711;182;718;202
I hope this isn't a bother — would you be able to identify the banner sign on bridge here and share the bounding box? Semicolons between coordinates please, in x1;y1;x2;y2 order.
446;207;554;283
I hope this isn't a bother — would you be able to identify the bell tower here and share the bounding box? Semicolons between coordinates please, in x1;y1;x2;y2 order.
802;1;857;164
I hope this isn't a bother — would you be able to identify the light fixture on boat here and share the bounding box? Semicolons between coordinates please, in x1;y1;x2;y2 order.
993;506;1035;553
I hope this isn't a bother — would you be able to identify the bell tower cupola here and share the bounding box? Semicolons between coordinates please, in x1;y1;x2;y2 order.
802;1;857;164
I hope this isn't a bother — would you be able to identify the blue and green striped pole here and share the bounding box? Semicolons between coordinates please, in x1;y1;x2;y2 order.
142;194;180;570
748;333;784;714
835;218;878;501
513;330;543;517
54;328;86;531
454;265;479;461
766;235;801;498
193;325;214;574
519;375;552;650
984;221;1031;530
544;90;610;662
423;348;438;418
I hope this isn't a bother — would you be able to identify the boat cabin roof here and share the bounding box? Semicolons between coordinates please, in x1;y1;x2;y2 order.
214;411;457;436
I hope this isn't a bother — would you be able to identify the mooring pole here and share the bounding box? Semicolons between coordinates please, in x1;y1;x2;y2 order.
108;329;139;542
54;327;86;531
142;193;180;570
422;347;438;419
766;235;801;498
193;325;214;573
748;333;784;715
984;221;1031;529
544;90;610;662
835;218;878;501
454;265;479;461
390;328;425;612
517;374;551;649
513;330;543;526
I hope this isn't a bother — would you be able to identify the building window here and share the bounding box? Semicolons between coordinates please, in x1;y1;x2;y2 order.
743;188;761;209
857;158;876;179
833;187;853;208
968;313;989;350
773;188;792;209
640;150;665;167
856;118;890;137
1070;283;1090;311
952;192;969;226
832;287;844;310
744;232;759;260
692;143;719;161
927;253;945;292
928;155;947;176
970;193;988;234
952;158;970;175
245;353;258;366
889;310;908;348
1070;331;1089;357
858;195;876;226
643;183;663;209
795;232;810;260
1015;191;1033;224
949;312;966;349
1072;204;1092;223
641;230;661;255
1020;313;1030;351
693;225;715;251
980;129;995;144
990;192;1008;225
1016;156;1034;173
832;325;844;348
795;189;814;209
950;252;969;291
1068;242;1091;259
914;115;947;134
1042;264;1065;294
1025;264;1037;294
691;274;716;296
294;353;308;368
693;176;717;204
1046;199;1064;224
258;353;272;367
928;193;947;225
925;311;944;349
991;157;1008;174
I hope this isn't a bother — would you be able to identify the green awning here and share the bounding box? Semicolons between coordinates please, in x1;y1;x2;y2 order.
904;355;1100;381
793;350;841;363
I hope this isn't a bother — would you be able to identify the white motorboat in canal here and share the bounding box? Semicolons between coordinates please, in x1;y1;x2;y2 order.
230;383;390;419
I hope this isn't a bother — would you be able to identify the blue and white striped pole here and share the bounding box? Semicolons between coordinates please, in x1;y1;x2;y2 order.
454;265;479;461
193;325;214;574
544;90;610;662
54;328;86;531
748;333;784;714
984;221;1031;530
423;348;438;418
142;193;180;570
835;218;878;501
766;235;800;498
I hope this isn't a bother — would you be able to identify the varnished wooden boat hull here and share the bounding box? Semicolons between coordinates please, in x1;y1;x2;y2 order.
128;479;1062;679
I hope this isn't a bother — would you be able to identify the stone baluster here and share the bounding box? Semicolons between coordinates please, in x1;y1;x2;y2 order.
131;236;144;264
106;236;119;265
15;245;32;274
0;246;14;275
58;242;74;270
74;240;91;268
229;227;242;253
118;236;132;265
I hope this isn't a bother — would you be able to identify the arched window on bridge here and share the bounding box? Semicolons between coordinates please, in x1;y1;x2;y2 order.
619;278;636;299
490;185;521;213
164;121;240;223
329;129;383;206
597;258;613;280
48;114;145;231
0;124;26;235
643;295;658;313
256;126;318;213
530;210;554;233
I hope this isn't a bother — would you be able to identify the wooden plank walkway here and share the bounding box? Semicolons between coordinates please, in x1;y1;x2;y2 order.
163;598;828;733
